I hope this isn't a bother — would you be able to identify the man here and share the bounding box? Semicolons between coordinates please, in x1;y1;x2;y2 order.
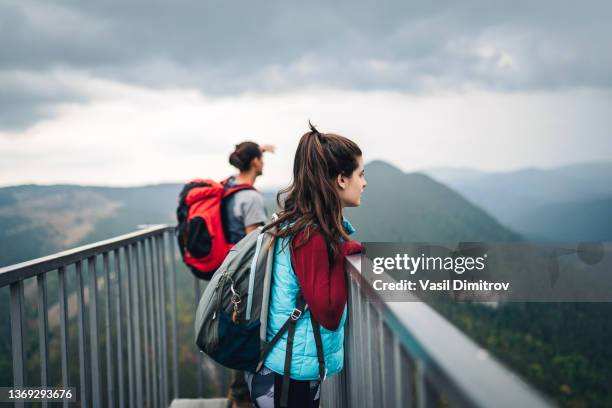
223;141;275;408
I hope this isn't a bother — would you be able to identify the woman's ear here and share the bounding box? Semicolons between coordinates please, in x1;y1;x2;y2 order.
336;173;347;189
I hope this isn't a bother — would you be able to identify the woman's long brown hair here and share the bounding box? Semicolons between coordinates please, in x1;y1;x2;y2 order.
263;122;362;263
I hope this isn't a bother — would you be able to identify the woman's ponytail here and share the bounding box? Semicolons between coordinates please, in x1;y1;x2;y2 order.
265;123;362;263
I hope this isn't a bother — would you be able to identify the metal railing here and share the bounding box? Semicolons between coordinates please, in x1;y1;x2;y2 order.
2;226;555;408
0;225;180;408
321;254;555;408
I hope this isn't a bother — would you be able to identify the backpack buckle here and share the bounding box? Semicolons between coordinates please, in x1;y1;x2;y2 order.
290;308;302;321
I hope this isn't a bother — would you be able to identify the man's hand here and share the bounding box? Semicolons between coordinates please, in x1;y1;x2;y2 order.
260;144;276;154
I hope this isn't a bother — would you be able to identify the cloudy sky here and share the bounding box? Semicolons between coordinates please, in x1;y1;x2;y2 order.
1;0;611;189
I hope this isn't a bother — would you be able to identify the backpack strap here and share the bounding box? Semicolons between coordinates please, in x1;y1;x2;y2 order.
280;301;300;407
221;177;257;198
255;290;326;408
255;294;306;372
310;313;327;381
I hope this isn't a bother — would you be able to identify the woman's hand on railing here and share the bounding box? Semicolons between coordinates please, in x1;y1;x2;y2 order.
341;240;364;256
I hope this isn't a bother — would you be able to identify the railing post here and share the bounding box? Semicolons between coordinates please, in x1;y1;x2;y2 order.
114;249;126;408
159;235;169;407
168;231;180;400
103;253;115;408
132;243;144;408
356;285;366;407
365;301;373;408
154;235;164;406
88;256;102;408
378;311;386;408
37;273;49;408
9;280;26;408
380;319;395;408
147;237;160;408
76;260;89;408
195;278;203;398
393;337;404;407
367;305;383;408
125;246;136;408
138;240;152;407
346;279;356;408
58;266;70;408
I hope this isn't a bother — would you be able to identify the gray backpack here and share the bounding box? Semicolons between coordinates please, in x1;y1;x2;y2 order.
194;223;276;371
194;219;326;407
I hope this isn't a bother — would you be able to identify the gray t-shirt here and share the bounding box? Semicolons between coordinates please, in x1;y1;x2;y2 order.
224;177;268;243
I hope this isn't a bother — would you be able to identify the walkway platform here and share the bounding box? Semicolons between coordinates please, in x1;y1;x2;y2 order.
170;398;228;408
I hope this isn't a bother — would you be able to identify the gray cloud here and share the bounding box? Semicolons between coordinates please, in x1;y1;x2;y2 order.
1;0;611;130
0;71;86;130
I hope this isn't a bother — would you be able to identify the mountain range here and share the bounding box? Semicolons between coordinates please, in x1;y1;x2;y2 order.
424;161;612;241
0;160;519;267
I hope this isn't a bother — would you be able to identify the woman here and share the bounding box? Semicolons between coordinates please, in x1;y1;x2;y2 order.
245;124;367;408
224;141;275;408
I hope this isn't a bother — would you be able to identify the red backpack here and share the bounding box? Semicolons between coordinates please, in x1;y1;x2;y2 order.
176;178;255;280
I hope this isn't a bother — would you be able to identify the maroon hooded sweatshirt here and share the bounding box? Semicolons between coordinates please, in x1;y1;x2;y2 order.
290;230;364;330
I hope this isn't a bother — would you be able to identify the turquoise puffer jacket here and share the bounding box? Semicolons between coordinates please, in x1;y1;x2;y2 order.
263;218;355;380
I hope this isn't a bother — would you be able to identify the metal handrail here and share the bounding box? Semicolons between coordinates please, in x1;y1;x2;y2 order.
0;225;171;286
1;225;180;408
321;254;555;408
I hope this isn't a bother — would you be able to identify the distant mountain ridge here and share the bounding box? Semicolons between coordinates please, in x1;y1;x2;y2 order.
5;159;607;266
519;197;612;241
0;160;521;266
424;160;612;241
0;183;182;266
345;160;521;242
